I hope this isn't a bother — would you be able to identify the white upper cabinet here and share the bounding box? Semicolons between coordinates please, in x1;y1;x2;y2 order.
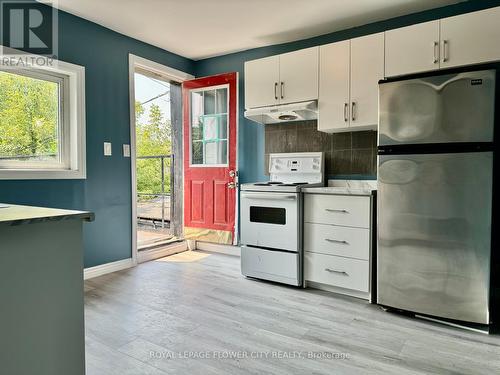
279;47;319;104
244;47;318;109
318;40;350;132
385;20;440;77
386;6;500;76
440;7;500;69
244;55;280;109
319;33;384;133
350;33;385;129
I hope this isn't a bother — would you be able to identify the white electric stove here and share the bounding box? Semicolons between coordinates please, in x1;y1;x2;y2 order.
240;152;324;286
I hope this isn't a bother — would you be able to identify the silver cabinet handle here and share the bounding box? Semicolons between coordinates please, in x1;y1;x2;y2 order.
351;102;356;121
274;82;278;100
325;238;348;245
280;82;284;99
343;103;348;122
442;40;449;63
325;268;348;276
325;208;348;213
433;41;439;64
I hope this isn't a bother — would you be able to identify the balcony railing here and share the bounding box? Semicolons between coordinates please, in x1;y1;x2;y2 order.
136;154;174;229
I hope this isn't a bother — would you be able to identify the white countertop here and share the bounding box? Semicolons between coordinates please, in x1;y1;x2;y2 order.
302;179;377;196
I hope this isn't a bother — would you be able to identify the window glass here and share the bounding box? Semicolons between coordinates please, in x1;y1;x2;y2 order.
190;87;228;165
216;88;227;113
250;207;286;225
203;89;215;115
0;70;62;167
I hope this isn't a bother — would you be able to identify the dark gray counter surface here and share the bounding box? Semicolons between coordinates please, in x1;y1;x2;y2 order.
0;204;94;226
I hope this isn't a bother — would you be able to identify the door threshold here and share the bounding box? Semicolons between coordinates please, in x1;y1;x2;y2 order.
137;240;188;263
196;241;240;256
138;237;180;252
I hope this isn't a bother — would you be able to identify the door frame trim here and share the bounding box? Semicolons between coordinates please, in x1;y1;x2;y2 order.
128;54;194;265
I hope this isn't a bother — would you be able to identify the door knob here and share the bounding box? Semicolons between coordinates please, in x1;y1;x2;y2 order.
228;182;236;189
229;170;236;178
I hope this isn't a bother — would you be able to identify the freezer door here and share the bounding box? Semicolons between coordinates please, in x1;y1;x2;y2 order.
379;70;495;146
377;152;492;324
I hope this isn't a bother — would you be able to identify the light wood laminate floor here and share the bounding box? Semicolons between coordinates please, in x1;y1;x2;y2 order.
85;251;500;375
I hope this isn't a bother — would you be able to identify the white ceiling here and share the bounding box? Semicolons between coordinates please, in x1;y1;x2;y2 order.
54;0;461;60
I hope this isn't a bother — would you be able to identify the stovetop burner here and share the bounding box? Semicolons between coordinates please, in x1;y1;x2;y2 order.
254;181;284;186
254;181;308;187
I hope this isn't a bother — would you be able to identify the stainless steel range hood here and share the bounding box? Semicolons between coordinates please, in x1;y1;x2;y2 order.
244;100;317;125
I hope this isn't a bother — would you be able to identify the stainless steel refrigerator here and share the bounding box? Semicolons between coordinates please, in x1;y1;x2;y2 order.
377;69;495;325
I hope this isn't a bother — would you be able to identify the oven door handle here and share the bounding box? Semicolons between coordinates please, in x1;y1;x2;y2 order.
241;193;297;200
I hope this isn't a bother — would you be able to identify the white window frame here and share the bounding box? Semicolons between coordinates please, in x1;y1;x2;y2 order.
189;83;230;168
0;46;86;179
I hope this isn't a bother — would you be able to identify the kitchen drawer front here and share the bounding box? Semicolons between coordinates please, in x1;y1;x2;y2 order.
304;223;370;260
305;252;369;292
304;194;371;228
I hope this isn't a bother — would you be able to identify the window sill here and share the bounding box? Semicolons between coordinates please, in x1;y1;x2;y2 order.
0;168;86;180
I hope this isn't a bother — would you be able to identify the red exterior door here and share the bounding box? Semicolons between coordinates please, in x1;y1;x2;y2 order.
183;72;238;244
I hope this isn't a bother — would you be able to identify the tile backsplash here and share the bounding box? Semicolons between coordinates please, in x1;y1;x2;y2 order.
264;120;377;177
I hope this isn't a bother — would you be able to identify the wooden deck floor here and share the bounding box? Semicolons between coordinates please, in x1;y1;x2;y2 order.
84;251;500;375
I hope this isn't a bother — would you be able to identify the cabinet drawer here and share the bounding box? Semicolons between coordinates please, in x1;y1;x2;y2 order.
304;223;370;260
305;252;369;292
304;194;370;228
241;246;300;286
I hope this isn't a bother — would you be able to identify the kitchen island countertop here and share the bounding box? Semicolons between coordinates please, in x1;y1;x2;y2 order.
0;203;94;226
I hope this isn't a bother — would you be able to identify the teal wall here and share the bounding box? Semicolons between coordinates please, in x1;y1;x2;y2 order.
1;0;500;267
0;1;195;267
195;0;500;184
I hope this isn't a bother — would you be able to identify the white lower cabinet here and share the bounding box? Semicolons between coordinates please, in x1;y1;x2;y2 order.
304;223;369;260
304;193;373;299
304;194;370;228
305;253;369;293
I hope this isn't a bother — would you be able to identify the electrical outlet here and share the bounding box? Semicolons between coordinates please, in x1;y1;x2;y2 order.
123;144;130;157
104;142;112;156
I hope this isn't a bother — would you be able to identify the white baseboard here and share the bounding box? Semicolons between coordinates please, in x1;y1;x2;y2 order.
84;258;135;280
138;241;188;263
305;281;370;300
195;241;241;256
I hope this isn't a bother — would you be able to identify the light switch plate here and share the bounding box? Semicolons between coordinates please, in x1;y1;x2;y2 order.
104;142;112;156
123;144;130;157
